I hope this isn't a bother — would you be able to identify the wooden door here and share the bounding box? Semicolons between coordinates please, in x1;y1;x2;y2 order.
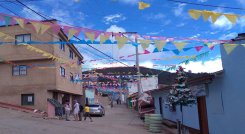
197;96;209;134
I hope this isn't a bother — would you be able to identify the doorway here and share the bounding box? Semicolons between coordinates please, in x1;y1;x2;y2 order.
159;97;163;115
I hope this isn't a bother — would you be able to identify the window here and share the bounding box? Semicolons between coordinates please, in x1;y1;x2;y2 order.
69;49;73;59
15;34;31;45
59;39;65;51
70;73;74;82
21;94;34;106
77;59;81;66
60;67;65;77
13;65;27;76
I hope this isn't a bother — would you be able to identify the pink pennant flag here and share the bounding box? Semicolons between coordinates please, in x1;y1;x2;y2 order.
210;46;215;50
195;46;203;52
51;24;61;35
143;50;151;54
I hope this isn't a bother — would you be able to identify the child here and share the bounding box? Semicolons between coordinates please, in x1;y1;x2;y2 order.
84;104;93;122
64;101;71;121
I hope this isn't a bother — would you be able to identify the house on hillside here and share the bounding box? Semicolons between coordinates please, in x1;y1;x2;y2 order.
0;20;84;117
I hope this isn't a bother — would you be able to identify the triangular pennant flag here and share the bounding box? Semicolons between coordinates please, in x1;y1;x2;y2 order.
183;47;193;52
189;10;202;20
40;24;51;35
172;49;180;55
115;36;128;49
14;18;25;28
173;42;188;51
143;50;150;54
100;34;110;44
202;10;212;21
211;12;222;23
138;2;150;10
224;14;238;24
68;28;79;40
0;32;6;38
207;43;215;50
195;46;203;52
139;39;151;50
30;21;42;34
51;24;61;35
153;48;159;53
85;32;95;42
4;16;11;26
154;40;166;51
223;44;238;54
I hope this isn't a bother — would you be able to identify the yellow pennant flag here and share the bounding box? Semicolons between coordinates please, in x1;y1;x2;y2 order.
224;14;238;24
30;22;42;34
115;36;128;49
0;32;6;38
223;44;238;54
68;29;79;40
138;2;150;10
173;42;188;51
211;12;222;23
189;10;202;20
85;32;95;42
14;18;25;29
154;40;166;51
202;10;213;21
139;39;151;50
100;34;110;44
40;24;51;35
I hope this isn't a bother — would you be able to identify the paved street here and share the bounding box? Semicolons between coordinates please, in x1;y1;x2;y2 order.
0;104;175;134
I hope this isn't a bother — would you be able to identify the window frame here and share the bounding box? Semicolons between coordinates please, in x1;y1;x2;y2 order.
69;49;74;59
70;72;74;82
15;34;31;45
12;65;27;76
60;66;65;77
21;94;34;106
59;39;65;51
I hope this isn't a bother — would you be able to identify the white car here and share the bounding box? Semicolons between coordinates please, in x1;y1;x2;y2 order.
89;104;105;117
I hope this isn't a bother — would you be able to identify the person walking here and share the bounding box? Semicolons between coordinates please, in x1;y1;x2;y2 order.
73;100;80;121
84;104;93;122
64;101;71;121
78;103;84;121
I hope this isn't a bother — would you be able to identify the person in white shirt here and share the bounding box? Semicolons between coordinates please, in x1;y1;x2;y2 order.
73;100;80;121
64;101;71;121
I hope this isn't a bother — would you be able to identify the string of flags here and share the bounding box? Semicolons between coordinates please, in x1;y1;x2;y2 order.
189;9;242;25
0;12;231;51
138;1;151;10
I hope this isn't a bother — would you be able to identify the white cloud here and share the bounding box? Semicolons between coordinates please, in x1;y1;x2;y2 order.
106;25;126;33
118;0;140;5
237;0;245;7
173;3;186;17
176;23;185;27
145;13;165;20
211;16;233;30
181;58;223;73
190;33;201;38
103;14;126;25
219;32;237;40
198;0;208;2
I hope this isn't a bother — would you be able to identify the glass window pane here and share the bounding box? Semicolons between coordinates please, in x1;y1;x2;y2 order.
24;35;31;42
16;35;23;43
19;66;27;75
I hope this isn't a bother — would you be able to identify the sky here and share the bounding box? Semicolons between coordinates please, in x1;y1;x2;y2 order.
0;0;244;73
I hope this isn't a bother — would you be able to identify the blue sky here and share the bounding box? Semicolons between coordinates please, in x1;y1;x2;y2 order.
1;0;244;72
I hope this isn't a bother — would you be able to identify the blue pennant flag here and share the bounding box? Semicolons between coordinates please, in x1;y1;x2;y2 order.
153;48;159;53
183;47;193;52
162;48;169;51
172;49;180;55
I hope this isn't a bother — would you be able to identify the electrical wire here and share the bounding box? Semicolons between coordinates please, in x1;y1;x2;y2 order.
168;0;245;11
14;0;129;67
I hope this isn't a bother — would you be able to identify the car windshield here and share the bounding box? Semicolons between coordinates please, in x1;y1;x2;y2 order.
89;105;100;107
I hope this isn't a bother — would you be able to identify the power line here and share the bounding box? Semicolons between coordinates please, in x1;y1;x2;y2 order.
15;0;129;67
168;0;245;11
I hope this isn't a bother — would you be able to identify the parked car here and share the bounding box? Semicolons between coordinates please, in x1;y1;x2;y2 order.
89;104;105;117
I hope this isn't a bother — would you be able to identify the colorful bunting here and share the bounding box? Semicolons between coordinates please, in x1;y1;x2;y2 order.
139;39;151;50
224;14;238;24
173;42;188;51
100;34;110;44
201;10;212;21
40;23;51;35
189;10;202;20
30;22;42;34
85;32;95;42
115;36;128;49
68;28;80;40
211;12;222;23
223;44;238;54
14;18;25;28
4;16;11;26
195;46;203;52
138;2;151;10
154;40;166;51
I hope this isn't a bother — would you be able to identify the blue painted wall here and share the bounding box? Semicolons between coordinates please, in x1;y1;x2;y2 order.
206;43;245;134
151;90;200;130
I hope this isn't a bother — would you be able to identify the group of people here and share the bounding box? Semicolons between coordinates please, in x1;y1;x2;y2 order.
64;100;93;122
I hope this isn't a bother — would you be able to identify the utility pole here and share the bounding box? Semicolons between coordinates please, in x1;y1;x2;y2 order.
120;32;141;110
